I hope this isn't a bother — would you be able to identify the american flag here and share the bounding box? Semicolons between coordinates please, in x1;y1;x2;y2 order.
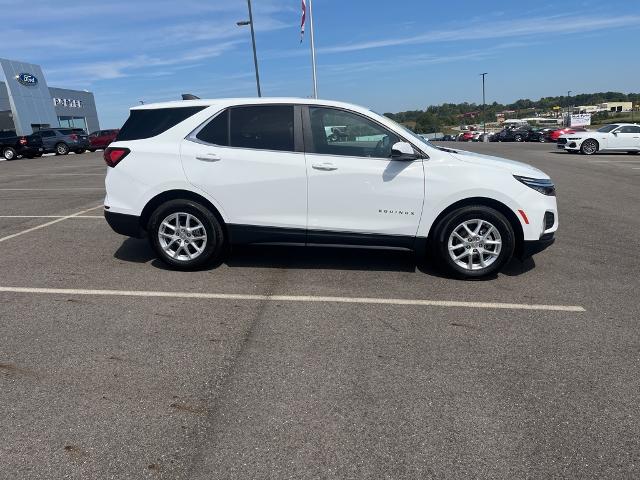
300;0;306;42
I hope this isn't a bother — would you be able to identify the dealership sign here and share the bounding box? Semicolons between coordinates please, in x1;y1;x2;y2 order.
53;97;83;108
570;113;591;127
16;73;38;87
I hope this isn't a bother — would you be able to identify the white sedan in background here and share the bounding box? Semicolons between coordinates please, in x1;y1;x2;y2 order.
558;123;640;155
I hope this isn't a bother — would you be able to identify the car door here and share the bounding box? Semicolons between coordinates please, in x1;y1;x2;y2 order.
181;104;308;241
303;105;424;246
610;125;640;150
38;130;56;150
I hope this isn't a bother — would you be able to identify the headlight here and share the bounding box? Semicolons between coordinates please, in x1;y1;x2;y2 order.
514;175;556;196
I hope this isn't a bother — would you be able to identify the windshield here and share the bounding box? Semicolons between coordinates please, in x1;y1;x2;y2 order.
597;124;619;133
381;115;430;144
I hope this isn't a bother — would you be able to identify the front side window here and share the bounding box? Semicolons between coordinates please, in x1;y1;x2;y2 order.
39;130;55;138
230;105;294;151
597;124;619;133
308;107;398;158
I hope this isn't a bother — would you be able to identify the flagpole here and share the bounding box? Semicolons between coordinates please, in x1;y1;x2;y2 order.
308;0;318;98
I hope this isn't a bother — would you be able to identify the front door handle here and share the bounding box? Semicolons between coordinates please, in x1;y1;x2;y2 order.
196;153;220;162
312;162;337;171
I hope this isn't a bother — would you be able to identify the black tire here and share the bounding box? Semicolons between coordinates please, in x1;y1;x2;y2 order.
514;134;523;142
580;139;598;155
539;137;546;143
148;199;225;270
88;148;96;152
431;205;515;279
2;147;17;161
55;143;69;155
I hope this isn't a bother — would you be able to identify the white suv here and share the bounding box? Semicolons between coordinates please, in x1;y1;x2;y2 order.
104;98;558;278
558;123;640;155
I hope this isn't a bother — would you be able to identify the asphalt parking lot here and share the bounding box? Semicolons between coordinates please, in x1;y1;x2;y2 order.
1;143;639;479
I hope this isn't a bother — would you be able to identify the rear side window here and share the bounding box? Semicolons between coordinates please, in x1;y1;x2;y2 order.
196;109;229;146
59;129;73;135
117;106;206;141
230;105;294;151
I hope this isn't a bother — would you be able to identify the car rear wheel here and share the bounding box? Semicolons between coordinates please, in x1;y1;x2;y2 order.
580;139;598;155
55;143;69;155
149;200;225;270
539;137;546;143
432;205;515;279
514;134;523;142
2;147;17;160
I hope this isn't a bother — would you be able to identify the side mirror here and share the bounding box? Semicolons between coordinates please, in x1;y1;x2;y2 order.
391;141;419;161
612;131;619;135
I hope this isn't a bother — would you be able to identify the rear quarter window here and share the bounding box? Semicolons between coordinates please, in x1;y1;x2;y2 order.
117;106;206;141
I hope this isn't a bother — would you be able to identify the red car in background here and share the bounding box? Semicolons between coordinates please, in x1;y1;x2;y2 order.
88;129;119;151
548;127;587;142
459;131;474;141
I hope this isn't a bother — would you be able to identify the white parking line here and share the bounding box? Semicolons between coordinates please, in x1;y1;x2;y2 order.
1;173;104;177
0;286;586;312
0;205;102;243
0;188;103;191
0;215;102;218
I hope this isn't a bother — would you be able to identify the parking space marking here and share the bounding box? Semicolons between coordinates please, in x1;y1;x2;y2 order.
0;188;104;191
0;205;102;243
0;286;586;312
0;215;102;218
2;173;104;177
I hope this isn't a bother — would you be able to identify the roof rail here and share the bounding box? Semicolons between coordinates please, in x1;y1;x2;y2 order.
181;93;200;100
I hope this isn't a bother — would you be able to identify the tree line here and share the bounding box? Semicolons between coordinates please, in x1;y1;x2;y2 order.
384;92;640;133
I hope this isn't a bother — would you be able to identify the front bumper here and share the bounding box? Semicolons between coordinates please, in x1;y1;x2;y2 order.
104;209;144;238
519;232;555;259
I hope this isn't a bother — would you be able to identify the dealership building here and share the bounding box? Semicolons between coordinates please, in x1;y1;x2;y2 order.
0;58;99;135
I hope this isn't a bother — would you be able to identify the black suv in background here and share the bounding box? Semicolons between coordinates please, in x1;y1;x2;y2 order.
494;126;532;142
0;130;44;160
36;128;90;155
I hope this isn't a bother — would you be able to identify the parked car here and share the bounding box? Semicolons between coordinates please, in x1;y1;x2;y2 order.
548;127;587;142
478;132;494;142
495;126;532;142
88;129;120;152
459;131;474;141
527;128;555;143
36;128;90;155
103;98;558;279
558;123;640;155
441;134;455;141
0;130;44;160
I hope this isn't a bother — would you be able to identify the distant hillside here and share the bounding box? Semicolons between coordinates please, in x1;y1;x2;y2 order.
385;92;640;133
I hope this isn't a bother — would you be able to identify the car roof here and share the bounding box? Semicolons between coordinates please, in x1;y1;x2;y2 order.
130;97;370;112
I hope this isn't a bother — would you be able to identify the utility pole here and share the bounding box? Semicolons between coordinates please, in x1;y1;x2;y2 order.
566;90;572;126
480;73;488;135
237;0;261;97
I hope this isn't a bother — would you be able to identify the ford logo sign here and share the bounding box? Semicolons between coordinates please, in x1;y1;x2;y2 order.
16;73;38;87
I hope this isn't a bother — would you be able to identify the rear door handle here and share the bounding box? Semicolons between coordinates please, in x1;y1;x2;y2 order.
312;162;337;171
195;153;220;162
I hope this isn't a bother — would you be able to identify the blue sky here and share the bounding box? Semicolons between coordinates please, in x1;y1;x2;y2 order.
2;0;639;128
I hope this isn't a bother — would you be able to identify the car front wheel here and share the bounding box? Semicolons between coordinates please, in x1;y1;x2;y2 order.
580;139;598;155
148;200;225;270
55;143;69;155
433;205;515;279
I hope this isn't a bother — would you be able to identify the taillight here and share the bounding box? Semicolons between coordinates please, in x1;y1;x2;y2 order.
104;147;130;167
70;133;78;141
19;137;27;145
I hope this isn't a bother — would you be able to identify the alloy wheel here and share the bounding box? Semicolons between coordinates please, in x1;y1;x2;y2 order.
447;219;502;271
158;212;208;261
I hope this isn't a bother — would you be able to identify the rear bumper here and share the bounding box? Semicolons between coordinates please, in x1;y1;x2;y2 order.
104;209;144;238
519;233;555;259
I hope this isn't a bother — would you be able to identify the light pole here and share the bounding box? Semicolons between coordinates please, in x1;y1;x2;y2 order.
480;72;488;135
566;90;572;126
237;0;261;97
